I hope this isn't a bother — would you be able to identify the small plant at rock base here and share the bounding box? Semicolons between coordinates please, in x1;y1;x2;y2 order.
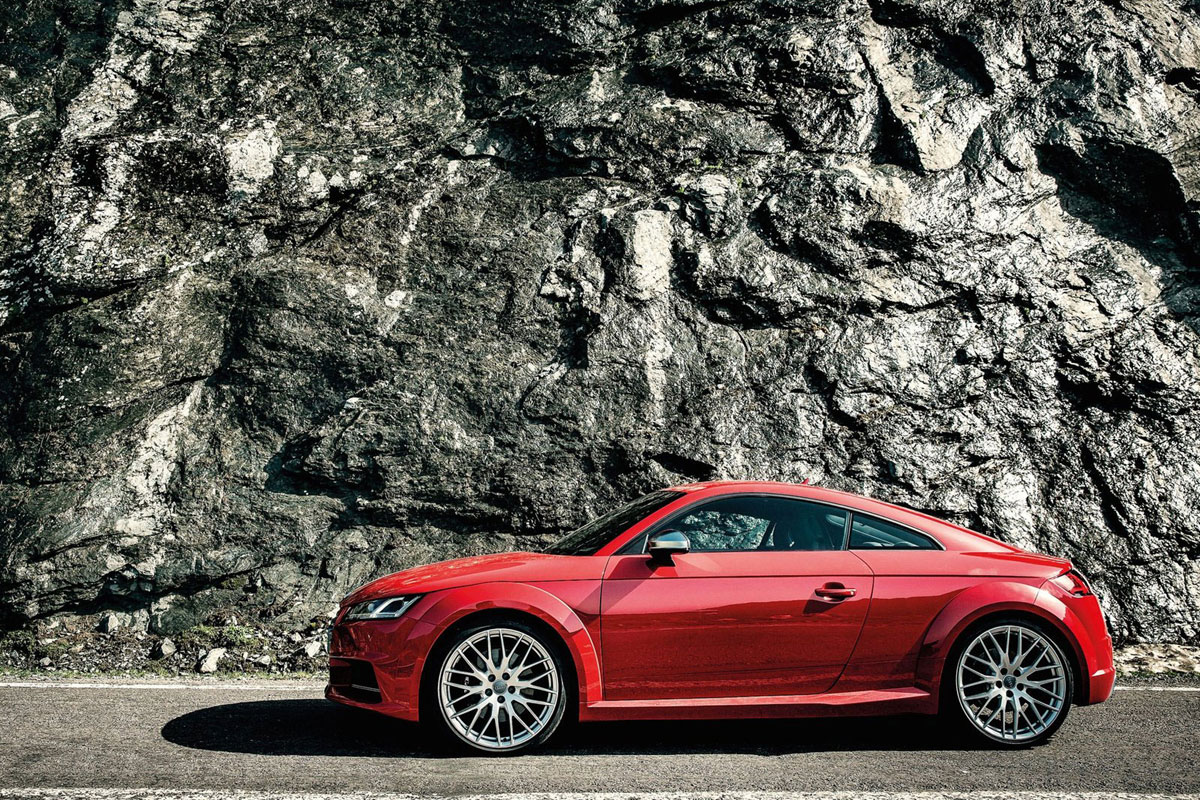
217;625;255;648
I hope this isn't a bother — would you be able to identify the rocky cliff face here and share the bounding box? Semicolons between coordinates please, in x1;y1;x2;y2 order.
1;0;1198;645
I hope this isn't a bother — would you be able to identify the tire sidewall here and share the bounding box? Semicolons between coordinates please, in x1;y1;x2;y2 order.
942;616;1074;748
424;618;570;755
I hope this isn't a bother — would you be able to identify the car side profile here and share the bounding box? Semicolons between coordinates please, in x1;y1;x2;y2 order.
326;481;1114;753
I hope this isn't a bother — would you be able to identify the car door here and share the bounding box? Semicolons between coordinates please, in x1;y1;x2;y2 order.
599;494;874;701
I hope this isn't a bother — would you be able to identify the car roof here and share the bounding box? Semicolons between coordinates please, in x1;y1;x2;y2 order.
664;480;1018;553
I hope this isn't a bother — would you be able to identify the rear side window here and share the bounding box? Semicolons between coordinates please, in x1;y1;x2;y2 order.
849;514;940;550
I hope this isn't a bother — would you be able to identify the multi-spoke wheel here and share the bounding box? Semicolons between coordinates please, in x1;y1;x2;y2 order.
431;622;567;753
949;619;1073;746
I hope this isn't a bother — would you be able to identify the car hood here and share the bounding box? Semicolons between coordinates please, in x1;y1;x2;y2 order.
341;551;600;607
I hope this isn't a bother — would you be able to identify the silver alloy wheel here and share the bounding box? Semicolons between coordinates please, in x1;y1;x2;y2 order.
955;623;1068;743
438;627;561;751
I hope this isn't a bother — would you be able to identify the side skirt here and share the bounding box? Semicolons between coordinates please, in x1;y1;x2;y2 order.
579;687;934;721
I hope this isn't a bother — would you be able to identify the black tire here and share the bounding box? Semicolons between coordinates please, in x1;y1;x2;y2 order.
940;616;1074;748
422;618;570;755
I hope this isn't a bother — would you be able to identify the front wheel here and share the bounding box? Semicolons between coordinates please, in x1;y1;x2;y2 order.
945;619;1074;747
428;621;568;754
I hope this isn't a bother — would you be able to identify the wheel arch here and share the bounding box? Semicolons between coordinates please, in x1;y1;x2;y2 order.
410;582;601;721
916;582;1088;705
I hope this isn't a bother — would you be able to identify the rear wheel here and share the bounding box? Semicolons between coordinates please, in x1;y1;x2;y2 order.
428;621;567;754
945;618;1073;747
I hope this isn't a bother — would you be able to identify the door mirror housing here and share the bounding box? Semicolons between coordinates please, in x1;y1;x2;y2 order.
647;530;690;565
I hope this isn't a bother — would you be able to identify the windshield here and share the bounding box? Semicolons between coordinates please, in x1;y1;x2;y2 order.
544;490;685;556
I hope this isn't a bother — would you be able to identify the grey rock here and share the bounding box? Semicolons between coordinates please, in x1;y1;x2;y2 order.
0;0;1197;651
38;657;51;668
97;614;121;635
196;648;225;674
151;638;176;660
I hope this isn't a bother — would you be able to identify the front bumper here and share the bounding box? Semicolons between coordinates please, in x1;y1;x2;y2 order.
326;657;384;704
325;613;433;722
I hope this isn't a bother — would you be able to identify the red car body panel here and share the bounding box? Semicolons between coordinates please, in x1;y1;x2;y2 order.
331;580;606;721
326;481;1115;724
600;550;873;699
340;552;605;606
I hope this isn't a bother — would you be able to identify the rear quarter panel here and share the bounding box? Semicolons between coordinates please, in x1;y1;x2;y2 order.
838;551;1069;695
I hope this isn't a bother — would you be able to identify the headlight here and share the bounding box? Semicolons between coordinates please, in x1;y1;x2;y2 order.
344;595;421;621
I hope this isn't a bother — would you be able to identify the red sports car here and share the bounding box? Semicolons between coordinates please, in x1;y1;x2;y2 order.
327;481;1114;753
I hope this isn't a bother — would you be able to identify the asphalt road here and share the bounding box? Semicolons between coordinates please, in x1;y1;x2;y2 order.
0;680;1196;796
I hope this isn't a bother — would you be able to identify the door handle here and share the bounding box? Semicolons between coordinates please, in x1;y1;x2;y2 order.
815;584;856;600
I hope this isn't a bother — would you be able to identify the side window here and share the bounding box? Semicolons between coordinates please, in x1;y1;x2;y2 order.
654;496;848;552
670;498;770;552
849;514;940;550
767;500;847;551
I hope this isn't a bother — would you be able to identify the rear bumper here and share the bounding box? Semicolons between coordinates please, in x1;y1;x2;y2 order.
1088;664;1116;705
1071;599;1115;705
1040;581;1115;705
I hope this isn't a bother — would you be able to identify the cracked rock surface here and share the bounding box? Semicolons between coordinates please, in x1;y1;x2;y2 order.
0;0;1198;645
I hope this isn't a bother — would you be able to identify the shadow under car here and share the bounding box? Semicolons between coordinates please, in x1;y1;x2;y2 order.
160;698;983;757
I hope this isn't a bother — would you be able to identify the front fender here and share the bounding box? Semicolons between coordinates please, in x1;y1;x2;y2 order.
914;579;1087;701
404;581;602;718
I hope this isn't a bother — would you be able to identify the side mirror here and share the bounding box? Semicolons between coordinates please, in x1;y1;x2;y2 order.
647;530;690;565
